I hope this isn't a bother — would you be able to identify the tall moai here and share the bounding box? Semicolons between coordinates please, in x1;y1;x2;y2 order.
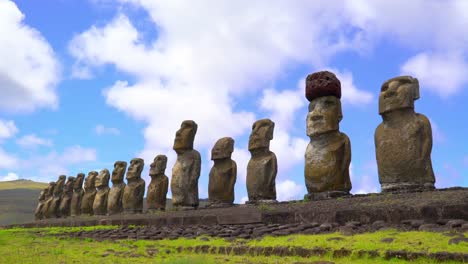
70;173;85;216
147;155;169;212
122;158;145;214
58;176;75;217
246;119;278;204
375;75;435;192
208;137;237;206
304;71;351;200
80;171;98;216
171;120;201;209
107;161;127;215
93;169;110;215
41;182;56;219
45;175;66;218
34;188;47;220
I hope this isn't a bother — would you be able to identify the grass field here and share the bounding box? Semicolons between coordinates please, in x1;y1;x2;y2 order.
0;226;466;263
0;179;48;190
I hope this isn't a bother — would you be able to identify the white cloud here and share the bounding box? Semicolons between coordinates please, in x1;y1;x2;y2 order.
0;172;19;181
260;87;304;130
16;134;53;148
0;119;18;140
401;52;468;97
276;179;305;201
59;145;97;164
231;148;250;183
95;124;121;135
240;196;248;204
428;118;446;144
332;69;374;105
0;147;18;169
0;0;60;112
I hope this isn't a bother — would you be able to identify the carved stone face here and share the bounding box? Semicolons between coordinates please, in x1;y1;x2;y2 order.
111;161;127;183
95;169;110;188
149;155;167;176
84;171;98;189
126;158;144;180
248;119;274;151
58;175;66;182
211;137;234;160
173;120;198;152
307;96;342;137
64;176;75;192
379;76;419;115
74;173;85;190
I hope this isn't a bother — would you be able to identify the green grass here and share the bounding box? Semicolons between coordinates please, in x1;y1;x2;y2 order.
0;226;466;263
0;179;48;190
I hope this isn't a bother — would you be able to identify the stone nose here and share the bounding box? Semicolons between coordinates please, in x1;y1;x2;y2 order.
311;115;323;121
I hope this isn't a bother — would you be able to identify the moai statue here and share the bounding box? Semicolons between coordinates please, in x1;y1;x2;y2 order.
208;137;237;207
246;119;278;204
93;169;110;215
45;175;66;218
41;182;56;218
58;176;75;218
122;158;145;214
70;173;85;216
375;75;435;192
80;171;98;216
304;71;352;200
34;188;47;220
171;120;201;209
107;161;127;215
147;155;169;212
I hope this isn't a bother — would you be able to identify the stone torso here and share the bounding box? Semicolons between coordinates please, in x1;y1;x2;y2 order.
246;151;277;201
58;191;73;217
93;187;110;215
123;179;145;213
70;189;84;216
375;113;435;185
107;183;125;215
81;189;96;215
208;160;236;204
147;176;169;210
304;132;351;193
171;150;201;207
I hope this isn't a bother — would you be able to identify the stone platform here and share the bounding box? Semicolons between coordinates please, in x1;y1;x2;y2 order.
9;187;468;229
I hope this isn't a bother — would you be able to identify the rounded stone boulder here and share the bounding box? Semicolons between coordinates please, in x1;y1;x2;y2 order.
305;70;341;102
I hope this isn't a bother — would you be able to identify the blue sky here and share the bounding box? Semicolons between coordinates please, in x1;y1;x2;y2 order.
0;0;467;202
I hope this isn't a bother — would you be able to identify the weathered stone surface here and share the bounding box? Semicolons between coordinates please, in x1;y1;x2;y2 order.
40;182;56;219
171;120;201;208
107;161;127;215
305;71;341;102
246;119;277;203
34;188;47;220
70;173;85;216
375;76;435;192
45;175;66;218
208;137;237;206
147;155;169;211
305;96;351;199
80;171;98;216
93;169;110;215
58;176;75;218
123;158;145;214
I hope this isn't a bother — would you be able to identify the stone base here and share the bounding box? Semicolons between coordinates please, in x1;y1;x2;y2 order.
245;199;278;205
381;182;435;193
205;202;233;208
174;206;197;211
147;208;165;213
123;209;143;214
305;191;350;201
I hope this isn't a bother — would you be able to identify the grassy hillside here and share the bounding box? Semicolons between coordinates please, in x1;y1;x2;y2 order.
0;179;47;226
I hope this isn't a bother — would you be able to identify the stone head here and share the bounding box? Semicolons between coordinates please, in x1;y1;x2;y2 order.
126;158;144;180
74;173;85;190
54;175;66;195
46;182;56;197
57;175;66;183
64;176;75;192
84;171;98;189
149;155;167;176
307;96;342;137
211;137;234;160
95;169;110;188
173;120;198;152
248;119;275;151
111;161;127;183
379;75;419;115
305;71;341;102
